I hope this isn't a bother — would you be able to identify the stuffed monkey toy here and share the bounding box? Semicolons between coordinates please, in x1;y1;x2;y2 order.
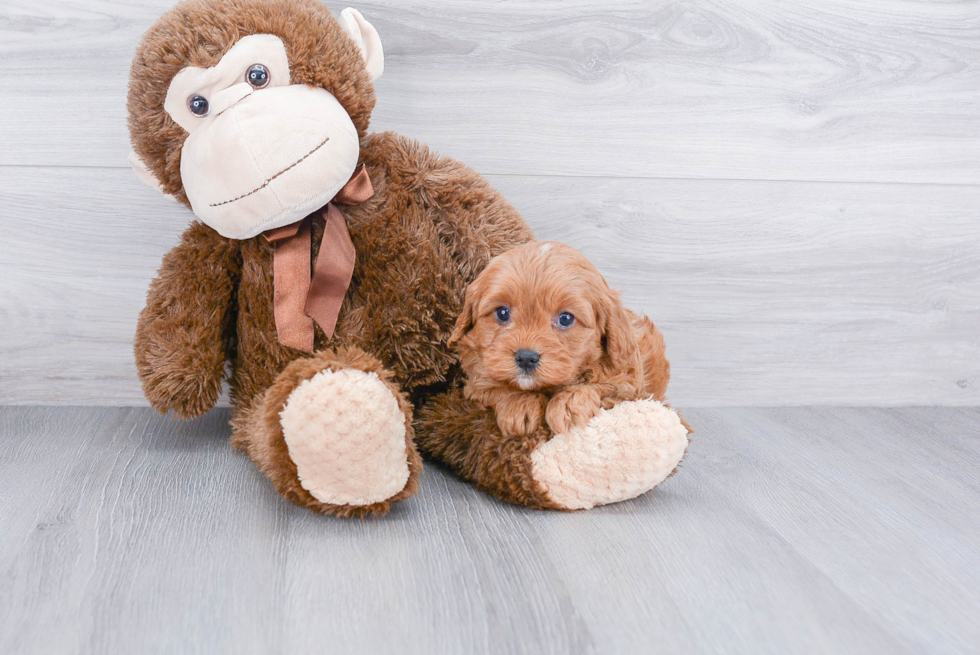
128;0;688;516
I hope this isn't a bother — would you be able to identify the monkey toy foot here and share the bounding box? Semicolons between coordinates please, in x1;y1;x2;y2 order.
234;349;422;517
416;393;688;511
529;399;688;510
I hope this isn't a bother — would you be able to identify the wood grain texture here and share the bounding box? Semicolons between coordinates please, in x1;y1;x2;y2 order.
1;167;977;406
0;0;978;182
1;406;978;654
0;0;978;406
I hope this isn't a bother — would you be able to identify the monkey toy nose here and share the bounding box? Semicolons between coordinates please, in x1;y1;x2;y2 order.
514;349;541;372
209;82;254;116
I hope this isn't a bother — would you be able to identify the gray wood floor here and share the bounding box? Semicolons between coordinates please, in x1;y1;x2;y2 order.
2;406;977;654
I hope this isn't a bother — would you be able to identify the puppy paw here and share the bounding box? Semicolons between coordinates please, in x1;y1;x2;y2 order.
546;385;602;434
495;392;547;436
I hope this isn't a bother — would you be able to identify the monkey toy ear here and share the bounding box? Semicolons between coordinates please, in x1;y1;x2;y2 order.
128;151;177;202
338;8;384;81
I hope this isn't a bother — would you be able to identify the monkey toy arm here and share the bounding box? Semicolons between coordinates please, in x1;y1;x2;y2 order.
134;221;241;419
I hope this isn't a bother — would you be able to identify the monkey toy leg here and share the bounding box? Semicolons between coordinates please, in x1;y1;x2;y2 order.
232;348;422;517
415;389;689;511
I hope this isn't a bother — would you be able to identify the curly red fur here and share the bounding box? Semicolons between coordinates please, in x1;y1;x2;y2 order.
450;241;670;436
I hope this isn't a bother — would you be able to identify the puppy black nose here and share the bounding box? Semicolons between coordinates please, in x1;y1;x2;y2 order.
514;349;540;372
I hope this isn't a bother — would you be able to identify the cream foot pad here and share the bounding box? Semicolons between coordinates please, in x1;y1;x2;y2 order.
530;400;689;510
279;369;410;506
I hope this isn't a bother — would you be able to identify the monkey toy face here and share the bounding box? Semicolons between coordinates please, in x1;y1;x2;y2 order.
128;0;384;239
165;34;361;238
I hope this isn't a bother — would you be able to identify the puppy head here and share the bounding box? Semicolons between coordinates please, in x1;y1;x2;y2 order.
450;242;641;391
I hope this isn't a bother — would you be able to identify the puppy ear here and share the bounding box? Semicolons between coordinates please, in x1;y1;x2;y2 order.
597;290;643;386
448;275;484;349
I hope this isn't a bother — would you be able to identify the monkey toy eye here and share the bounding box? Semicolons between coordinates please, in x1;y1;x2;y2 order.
246;64;270;88
557;312;575;328
494;306;511;324
187;95;210;117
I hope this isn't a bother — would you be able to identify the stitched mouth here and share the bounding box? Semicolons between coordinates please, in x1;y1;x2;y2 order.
209;136;330;207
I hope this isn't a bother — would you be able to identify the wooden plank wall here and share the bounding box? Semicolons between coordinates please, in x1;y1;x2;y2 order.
0;0;977;406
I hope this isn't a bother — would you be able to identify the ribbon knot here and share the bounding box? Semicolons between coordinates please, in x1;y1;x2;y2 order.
263;164;373;352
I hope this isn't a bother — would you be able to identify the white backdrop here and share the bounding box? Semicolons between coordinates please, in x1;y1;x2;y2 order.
1;0;977;406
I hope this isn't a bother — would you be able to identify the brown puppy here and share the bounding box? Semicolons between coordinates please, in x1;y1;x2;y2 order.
450;241;670;436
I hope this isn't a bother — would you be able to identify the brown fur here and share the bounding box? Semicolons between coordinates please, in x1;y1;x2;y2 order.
449;242;670;436
129;0;535;515
413;391;562;510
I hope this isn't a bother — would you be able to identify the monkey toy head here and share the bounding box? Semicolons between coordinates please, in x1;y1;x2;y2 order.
127;0;384;239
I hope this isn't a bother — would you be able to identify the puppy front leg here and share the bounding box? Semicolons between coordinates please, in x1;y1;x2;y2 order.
546;385;602;434
465;384;547;437
496;391;549;436
547;373;648;434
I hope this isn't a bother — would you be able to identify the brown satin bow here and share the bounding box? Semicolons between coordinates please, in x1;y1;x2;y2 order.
263;165;373;352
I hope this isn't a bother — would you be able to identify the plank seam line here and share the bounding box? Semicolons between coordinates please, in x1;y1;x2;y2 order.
1;164;979;189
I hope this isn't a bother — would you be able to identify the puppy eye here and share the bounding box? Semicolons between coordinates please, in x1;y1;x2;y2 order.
246;64;270;88
557;312;575;328
187;95;210;117
494;306;511;323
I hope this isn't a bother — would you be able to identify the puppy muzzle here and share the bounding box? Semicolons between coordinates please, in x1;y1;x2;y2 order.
514;349;541;373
